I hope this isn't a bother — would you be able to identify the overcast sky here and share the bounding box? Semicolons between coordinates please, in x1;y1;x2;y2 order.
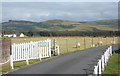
2;0;120;2
2;2;118;22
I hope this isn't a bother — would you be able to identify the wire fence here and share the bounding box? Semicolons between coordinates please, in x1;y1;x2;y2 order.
50;37;119;54
11;37;120;55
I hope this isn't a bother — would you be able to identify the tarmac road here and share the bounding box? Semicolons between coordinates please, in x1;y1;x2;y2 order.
7;45;119;74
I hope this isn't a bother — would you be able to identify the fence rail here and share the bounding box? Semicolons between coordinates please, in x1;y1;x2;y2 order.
93;46;112;75
10;39;59;69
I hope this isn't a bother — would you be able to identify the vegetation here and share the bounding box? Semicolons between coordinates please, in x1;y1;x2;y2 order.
11;37;120;54
2;19;119;32
22;31;120;37
102;49;120;75
1;57;55;74
1;37;120;74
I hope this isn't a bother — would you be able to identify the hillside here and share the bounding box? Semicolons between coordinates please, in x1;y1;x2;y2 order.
2;19;118;32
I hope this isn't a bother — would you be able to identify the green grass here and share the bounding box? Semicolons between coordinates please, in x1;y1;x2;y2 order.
1;56;56;74
102;52;120;75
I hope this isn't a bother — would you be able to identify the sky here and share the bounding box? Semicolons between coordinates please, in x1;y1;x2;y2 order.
2;0;120;2
2;2;119;22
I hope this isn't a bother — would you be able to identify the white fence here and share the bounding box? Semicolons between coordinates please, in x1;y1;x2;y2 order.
93;46;112;75
10;39;59;69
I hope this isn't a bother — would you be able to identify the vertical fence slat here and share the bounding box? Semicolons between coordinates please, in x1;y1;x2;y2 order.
22;43;24;60
18;44;20;60
24;43;26;60
20;43;21;60
13;44;15;61
49;40;51;57
15;44;18;61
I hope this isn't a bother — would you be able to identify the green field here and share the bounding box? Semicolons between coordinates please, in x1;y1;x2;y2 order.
1;37;120;74
2;19;118;32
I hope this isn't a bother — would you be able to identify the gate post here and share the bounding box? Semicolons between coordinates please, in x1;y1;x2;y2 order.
54;39;56;55
57;45;59;56
49;40;51;57
10;45;14;70
38;42;41;61
26;43;29;65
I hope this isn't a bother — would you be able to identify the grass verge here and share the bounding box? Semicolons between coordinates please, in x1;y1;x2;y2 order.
102;50;120;75
1;56;56;74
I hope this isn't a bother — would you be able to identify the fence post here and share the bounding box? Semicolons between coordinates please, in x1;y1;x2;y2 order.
54;39;56;55
84;37;86;49
10;45;14;70
98;37;100;46
98;59;101;75
94;65;98;75
38;42;41;61
66;39;68;52
10;55;14;70
106;37;107;45
76;39;78;48
104;51;107;66
110;46;112;56
49;40;51;57
57;45;59;56
101;55;104;71
30;41;33;58
92;37;93;47
26;43;29;65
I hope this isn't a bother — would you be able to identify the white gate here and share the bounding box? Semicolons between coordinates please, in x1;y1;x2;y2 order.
10;39;52;69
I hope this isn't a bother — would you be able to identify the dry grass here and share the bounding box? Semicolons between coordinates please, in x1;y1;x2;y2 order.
11;37;120;54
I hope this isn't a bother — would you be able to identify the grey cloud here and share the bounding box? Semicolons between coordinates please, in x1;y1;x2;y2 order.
2;2;118;22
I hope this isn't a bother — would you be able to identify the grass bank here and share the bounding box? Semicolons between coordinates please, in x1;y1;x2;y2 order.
102;50;120;75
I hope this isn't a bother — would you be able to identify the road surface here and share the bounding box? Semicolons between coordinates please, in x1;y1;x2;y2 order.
7;45;119;74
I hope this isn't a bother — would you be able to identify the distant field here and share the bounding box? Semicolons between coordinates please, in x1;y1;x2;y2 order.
11;37;120;54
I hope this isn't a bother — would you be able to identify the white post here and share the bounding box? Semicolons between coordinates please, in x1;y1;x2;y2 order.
47;39;49;57
98;59;101;75
54;39;56;55
30;41;33;58
57;45;59;56
20;43;21;60
104;51;107;66
13;43;15;61
38;42;41;61
10;45;14;69
26;43;29;65
43;41;44;58
10;55;14;70
17;44;20;60
94;65;98;75
49;40;51;57
45;41;47;57
22;43;24;60
101;55;104;71
15;44;17;61
110;46;112;56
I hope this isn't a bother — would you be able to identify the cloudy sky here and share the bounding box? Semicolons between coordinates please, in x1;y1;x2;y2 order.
2;2;118;22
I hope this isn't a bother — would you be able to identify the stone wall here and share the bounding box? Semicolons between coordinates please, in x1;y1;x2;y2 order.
0;39;11;63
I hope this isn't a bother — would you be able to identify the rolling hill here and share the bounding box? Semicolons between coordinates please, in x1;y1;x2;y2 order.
2;19;118;32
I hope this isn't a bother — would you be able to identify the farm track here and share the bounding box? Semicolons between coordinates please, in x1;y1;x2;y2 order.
6;45;119;74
